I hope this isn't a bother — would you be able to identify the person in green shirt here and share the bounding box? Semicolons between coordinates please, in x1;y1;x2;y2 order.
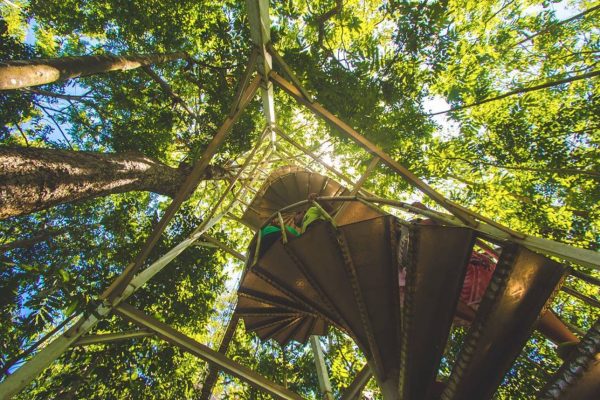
258;217;299;258
293;193;332;233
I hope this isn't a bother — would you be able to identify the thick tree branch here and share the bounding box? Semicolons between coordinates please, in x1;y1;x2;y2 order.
444;155;599;179
141;66;197;118
0;147;230;219
314;0;343;47
0;228;67;252
23;88;94;101
513;4;600;49
430;70;600;115
0;51;188;90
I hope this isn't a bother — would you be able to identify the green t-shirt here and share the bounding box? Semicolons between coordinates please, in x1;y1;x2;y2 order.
260;224;300;238
301;206;327;233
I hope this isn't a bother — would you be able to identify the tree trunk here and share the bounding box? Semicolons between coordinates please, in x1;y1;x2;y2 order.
0;147;228;219
0;51;188;90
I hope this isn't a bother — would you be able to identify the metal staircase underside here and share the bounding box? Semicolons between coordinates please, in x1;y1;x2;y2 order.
232;166;597;399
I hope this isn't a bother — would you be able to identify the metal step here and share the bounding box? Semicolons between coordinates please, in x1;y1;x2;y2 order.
285;221;371;353
399;224;477;400
253;239;341;326
538;319;600;400
261;317;304;344
442;245;567;400
270;316;310;345
335;216;400;381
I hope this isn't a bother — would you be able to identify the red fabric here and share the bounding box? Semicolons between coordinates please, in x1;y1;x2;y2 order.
460;252;496;306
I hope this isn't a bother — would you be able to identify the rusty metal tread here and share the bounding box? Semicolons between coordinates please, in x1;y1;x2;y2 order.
272;317;307;345
236;307;302;318
240;269;297;304
538;319;600;400
255;317;302;341
312;318;328;337
237;289;315;316
286;221;370;352
399;224;477;400
265;317;303;344
338;215;400;379
245;315;298;332
335;228;385;378
251;266;330;322
242;166;347;228
442;245;567;400
283;242;351;331
255;241;342;326
297;317;318;345
236;295;277;310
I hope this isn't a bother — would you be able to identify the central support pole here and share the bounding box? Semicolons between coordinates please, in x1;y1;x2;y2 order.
310;336;335;400
246;0;276;142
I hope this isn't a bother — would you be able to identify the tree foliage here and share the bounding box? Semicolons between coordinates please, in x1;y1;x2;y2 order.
1;0;598;399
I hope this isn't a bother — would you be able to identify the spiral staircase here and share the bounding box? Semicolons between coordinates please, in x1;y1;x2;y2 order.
212;166;600;399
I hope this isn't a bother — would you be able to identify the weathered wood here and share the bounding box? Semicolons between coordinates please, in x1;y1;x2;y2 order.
246;0;276;130
73;330;153;347
229;48;259;116
340;365;372;400
266;43;314;102
199;315;240;400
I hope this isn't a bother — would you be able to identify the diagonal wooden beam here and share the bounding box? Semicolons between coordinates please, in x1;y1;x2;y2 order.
266;43;313;102
115;303;302;400
103;74;261;301
229;48;259;116
197;235;246;262
72;330;153;347
270;71;479;226
199;315;240;400
340;364;372;400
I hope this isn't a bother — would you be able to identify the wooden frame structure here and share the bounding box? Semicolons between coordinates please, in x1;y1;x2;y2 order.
1;0;599;399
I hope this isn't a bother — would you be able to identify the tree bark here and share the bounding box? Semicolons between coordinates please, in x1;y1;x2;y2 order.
0;51;188;90
0;147;228;219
